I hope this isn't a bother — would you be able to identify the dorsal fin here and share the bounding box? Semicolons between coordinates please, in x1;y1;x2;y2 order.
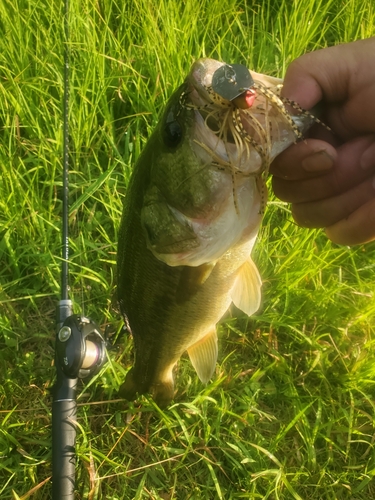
187;328;218;383
231;257;262;316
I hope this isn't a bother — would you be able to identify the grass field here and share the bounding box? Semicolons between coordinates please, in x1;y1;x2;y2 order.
1;0;375;498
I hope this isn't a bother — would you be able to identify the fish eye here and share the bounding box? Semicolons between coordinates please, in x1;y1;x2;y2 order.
162;109;183;148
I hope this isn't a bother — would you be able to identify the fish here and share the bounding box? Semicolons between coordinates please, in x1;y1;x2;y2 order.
117;58;317;407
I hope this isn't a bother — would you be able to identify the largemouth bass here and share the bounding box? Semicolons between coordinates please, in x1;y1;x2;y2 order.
118;59;316;407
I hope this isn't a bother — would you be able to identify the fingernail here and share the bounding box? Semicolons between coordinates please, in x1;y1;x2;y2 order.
302;150;334;172
360;142;375;170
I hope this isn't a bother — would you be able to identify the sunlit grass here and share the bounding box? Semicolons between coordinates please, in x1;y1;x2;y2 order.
1;0;375;498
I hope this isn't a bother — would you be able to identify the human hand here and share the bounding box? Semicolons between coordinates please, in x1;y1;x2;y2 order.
270;37;375;245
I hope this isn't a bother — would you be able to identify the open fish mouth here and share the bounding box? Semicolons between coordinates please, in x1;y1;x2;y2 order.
179;64;274;180
179;59;322;180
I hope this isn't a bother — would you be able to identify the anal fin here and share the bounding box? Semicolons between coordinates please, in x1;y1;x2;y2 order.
187;328;218;383
231;257;262;316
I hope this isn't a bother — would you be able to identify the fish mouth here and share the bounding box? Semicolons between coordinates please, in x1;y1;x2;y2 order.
184;59;267;173
184;58;309;172
199;109;236;144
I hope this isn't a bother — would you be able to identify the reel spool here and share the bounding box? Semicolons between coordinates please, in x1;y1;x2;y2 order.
56;314;106;379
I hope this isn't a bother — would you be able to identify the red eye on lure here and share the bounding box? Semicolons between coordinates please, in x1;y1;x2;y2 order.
232;89;256;109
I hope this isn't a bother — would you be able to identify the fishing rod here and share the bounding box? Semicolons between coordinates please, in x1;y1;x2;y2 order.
52;0;106;497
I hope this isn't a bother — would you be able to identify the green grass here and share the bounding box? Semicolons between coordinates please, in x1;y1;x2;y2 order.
1;0;375;498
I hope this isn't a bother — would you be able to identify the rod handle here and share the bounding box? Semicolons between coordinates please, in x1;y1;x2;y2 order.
52;374;77;499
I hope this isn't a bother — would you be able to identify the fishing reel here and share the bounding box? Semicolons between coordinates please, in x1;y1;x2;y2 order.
55;314;106;379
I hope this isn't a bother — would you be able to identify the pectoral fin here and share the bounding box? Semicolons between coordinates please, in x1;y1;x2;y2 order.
176;262;216;304
231;257;262;316
187;328;218;383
